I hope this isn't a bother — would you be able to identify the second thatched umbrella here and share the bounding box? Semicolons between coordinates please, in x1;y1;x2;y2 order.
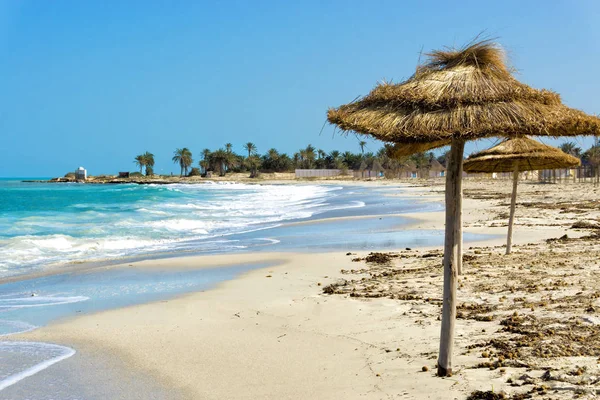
463;136;580;255
327;40;600;376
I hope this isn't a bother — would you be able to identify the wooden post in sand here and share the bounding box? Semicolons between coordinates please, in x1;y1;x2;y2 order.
456;165;463;276
457;188;463;276
506;165;519;255
437;138;464;377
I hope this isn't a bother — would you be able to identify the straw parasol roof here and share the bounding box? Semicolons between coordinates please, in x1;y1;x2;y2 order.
429;158;446;171
402;160;417;170
326;38;600;378
463;136;580;257
327;40;600;147
463;136;581;173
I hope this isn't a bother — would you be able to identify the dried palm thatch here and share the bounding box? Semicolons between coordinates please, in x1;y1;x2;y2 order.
429;158;446;172
386;140;451;159
464;137;581;173
327;40;600;144
463;136;580;255
403;160;417;170
326;39;600;379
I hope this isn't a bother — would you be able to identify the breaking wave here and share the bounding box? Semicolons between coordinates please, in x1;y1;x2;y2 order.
0;183;364;277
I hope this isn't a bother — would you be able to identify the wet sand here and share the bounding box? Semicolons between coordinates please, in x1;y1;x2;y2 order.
1;346;173;400
12;180;600;399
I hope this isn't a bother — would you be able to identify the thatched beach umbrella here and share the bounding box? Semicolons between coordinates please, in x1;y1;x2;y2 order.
327;40;600;377
464;136;580;255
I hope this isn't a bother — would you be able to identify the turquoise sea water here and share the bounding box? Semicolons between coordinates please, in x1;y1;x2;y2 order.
0;179;493;398
0;179;451;279
0;179;366;277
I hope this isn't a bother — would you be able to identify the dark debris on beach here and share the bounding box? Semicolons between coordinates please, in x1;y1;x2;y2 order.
322;233;600;398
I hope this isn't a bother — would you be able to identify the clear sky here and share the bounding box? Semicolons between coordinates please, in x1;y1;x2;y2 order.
1;0;599;177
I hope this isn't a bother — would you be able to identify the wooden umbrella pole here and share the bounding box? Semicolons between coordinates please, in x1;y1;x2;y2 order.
437;137;464;377
457;180;463;275
506;164;519;255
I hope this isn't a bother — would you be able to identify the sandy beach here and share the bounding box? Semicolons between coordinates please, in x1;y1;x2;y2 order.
10;179;600;399
5;3;600;399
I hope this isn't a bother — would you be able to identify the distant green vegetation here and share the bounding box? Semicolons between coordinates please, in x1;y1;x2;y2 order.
172;148;192;176
192;143;412;176
560;139;600;168
133;151;155;176
129;140;599;178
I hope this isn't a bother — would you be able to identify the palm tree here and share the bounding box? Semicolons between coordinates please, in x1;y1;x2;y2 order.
379;144;403;176
200;149;211;173
142;151;155;176
225;151;237;172
363;152;375;169
298;149;307;168
583;138;600;183
559;141;582;158
225;143;233;153
410;152;429;177
143;152;154;168
315;149;327;168
342;151;360;169
304;145;316;169
583;143;600;166
134;154;146;173
267;148;279;160
211;149;229;176
359;140;367;154
261;148;280;172
199;159;208;174
244;155;262;178
327;150;342;169
244;142;257;158
172;148;193;177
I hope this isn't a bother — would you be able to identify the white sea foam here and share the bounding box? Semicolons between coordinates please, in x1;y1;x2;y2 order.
0;295;89;309
256;238;281;245
0;320;37;336
137;208;169;215
1;183;365;277
147;219;211;234
0;341;75;391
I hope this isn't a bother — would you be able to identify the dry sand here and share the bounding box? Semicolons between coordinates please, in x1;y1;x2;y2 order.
17;179;600;399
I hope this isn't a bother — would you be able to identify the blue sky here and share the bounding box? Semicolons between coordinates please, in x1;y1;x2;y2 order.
1;1;599;177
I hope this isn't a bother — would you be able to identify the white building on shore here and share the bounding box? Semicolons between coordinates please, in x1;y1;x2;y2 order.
75;167;87;180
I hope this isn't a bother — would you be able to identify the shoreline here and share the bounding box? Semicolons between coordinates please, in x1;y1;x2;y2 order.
0;182;444;284
7;180;600;399
22;174;380;185
0;190;490;286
